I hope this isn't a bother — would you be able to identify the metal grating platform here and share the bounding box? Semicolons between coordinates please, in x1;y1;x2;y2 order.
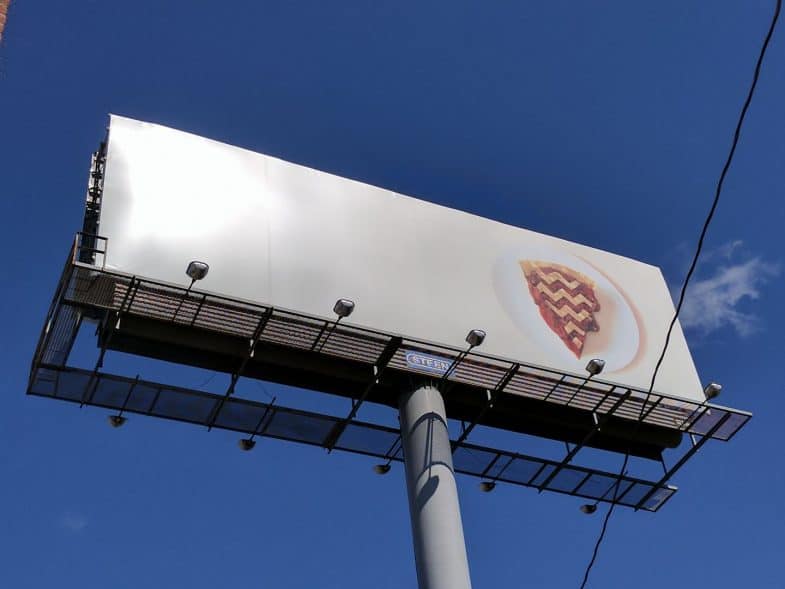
27;235;752;512
29;364;675;511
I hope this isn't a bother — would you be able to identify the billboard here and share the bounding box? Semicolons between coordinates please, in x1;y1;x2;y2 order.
98;115;704;403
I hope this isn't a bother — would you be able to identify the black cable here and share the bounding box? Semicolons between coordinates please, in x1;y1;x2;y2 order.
578;2;781;587
646;0;782;398
577;449;631;589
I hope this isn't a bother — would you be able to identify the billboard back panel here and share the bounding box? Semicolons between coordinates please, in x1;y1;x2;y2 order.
99;116;703;403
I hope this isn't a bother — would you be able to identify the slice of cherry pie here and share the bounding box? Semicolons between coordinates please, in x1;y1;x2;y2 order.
520;260;601;358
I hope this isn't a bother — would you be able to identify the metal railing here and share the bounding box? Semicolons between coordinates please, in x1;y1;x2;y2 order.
59;248;750;443
25;235;753;512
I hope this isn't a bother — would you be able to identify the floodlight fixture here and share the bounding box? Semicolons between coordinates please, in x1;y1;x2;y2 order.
580;503;598;515
373;463;391;475
465;329;486;348
333;299;355;319
438;329;487;385
312;299;356;353
173;260;211;321
585;358;605;377
186;260;210;282
108;415;127;428
238;438;256;451
479;481;496;493
704;382;722;401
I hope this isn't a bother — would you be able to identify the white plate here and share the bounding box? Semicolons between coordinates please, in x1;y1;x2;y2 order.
492;245;640;373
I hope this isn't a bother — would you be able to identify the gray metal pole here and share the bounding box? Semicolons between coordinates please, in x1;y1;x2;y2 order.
399;382;472;589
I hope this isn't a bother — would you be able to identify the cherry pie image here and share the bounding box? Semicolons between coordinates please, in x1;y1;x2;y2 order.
519;260;601;358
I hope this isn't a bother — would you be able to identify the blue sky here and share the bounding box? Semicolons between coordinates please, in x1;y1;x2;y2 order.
1;1;783;587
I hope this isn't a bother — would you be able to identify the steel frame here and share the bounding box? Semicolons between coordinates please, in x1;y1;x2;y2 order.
26;235;753;512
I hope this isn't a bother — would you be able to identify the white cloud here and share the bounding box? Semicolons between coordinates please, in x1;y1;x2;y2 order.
701;239;744;263
60;512;88;532
680;255;779;337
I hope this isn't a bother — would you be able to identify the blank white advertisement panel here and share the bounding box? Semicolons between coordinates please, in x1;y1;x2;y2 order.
99;115;704;402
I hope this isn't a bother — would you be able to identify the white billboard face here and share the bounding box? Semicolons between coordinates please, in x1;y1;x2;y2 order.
99;116;704;403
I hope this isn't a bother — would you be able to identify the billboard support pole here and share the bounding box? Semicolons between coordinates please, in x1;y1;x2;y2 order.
399;382;472;589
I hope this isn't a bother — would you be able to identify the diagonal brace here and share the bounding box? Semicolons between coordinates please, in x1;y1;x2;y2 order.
537;389;633;491
81;277;140;406
205;308;273;430
634;411;731;510
322;336;402;451
451;363;519;451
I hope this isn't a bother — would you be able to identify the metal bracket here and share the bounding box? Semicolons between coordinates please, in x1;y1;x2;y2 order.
634;411;732;510
451;363;519;450
322;336;402;451
437;342;479;394
309;320;333;352
80;277;140;406
536;389;633;491
310;312;351;353
247;398;277;442
205;308;274;430
116;375;140;417
542;375;567;403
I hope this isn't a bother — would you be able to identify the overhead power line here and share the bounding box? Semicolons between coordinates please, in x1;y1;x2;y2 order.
578;1;782;587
